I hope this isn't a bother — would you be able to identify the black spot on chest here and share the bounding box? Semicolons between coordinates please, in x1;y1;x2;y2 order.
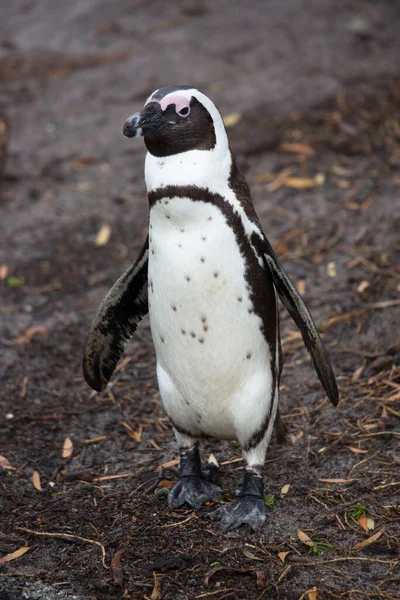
148;185;277;356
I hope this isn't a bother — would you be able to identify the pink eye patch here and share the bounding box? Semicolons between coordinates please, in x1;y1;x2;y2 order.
145;93;190;113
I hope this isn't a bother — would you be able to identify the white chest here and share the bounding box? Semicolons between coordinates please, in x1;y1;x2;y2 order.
147;197;273;441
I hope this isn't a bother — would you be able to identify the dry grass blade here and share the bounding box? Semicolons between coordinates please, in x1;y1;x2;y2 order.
92;473;133;482
321;300;400;329
120;421;142;442
17;527;109;569
318;478;357;483
285;177;317;189
294;557;396;566
155;514;197;528
298;587;318;600
156;458;180;471
150;572;161;600
15;326;48;345
279;142;314;155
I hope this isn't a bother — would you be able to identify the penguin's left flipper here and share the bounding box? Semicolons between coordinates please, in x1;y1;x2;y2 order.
253;233;339;407
82;236;149;392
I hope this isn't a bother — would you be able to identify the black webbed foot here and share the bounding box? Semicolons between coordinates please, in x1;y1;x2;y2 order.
168;446;221;511
219;495;266;531
168;476;221;510
218;467;266;531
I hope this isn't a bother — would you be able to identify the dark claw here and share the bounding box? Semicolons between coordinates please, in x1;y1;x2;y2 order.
168;476;222;511
219;495;267;531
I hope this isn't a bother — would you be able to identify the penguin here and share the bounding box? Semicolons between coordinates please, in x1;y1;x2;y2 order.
83;85;339;531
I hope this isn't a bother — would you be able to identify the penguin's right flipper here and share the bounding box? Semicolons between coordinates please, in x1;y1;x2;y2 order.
253;233;339;407
82;236;149;392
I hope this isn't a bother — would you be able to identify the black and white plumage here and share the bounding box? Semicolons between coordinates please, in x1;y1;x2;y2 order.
83;86;339;530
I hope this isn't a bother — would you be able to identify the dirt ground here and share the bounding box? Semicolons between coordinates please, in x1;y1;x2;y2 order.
1;1;400;599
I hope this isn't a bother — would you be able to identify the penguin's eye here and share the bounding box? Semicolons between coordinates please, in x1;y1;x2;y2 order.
177;106;190;118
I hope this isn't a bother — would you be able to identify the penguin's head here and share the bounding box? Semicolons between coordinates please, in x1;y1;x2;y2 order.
123;86;228;158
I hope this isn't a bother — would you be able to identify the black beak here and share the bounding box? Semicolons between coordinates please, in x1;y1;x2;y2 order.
123;112;143;138
123;103;166;139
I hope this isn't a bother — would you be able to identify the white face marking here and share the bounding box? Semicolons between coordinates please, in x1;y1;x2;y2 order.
143;88;264;242
145;88;229;186
148;197;273;442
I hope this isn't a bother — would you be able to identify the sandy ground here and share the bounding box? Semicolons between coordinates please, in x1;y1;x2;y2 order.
1;1;400;599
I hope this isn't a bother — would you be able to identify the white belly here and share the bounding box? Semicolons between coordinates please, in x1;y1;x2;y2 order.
148;197;274;444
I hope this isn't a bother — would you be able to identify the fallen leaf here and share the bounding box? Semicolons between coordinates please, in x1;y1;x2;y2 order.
74;181;93;192
353;530;383;551
156;458;180;472
327;262;337;278
289;431;304;444
0;546;31;564
352;366;364;381
15;326;48;345
150;572;161;600
111;549;125;587
73;155;101;168
242;547;263;561
347;447;368;454
0;455;16;470
380;406;389;420
308;587;318;600
95;223;112;246
0;264;9;280
357;280;370;293
223;112;241;127
367;518;375;530
280;484;291;498
207;453;219;468
297;279;306;295
297;529;313;547
159;480;176;489
278;551;289;563
358;515;375;532
6;276;25;288
32;470;42;491
285;177;316;189
62;437;73;459
49;68;70;79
